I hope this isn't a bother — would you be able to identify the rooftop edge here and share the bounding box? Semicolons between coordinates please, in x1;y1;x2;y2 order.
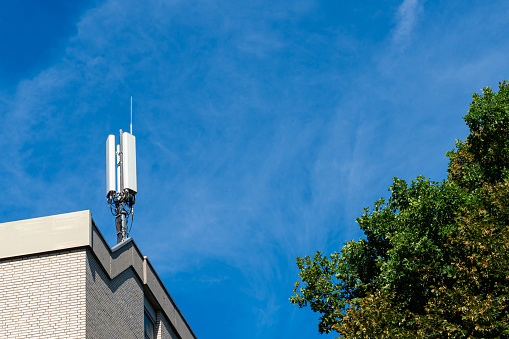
0;210;197;339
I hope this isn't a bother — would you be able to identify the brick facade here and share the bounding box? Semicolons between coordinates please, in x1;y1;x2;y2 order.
0;250;87;339
0;211;196;339
86;250;144;338
0;249;185;338
156;309;179;339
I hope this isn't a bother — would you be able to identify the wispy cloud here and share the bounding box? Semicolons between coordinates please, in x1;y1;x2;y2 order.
2;0;509;338
392;0;423;45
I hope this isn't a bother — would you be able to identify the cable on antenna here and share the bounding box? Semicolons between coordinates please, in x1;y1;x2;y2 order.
107;189;136;242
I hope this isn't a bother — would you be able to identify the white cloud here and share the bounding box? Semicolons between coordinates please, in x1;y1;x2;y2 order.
392;0;423;45
4;1;509;337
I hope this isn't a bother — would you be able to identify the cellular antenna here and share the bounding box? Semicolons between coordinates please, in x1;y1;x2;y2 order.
106;115;137;243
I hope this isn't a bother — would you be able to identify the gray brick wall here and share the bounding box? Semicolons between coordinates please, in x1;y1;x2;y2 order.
86;250;144;339
0;249;87;339
0;247;183;339
156;311;179;339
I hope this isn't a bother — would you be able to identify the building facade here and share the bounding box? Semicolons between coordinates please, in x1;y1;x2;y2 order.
0;211;196;339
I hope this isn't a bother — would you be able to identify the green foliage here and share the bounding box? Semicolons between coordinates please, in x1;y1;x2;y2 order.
291;177;465;334
291;251;347;334
291;81;509;337
448;80;509;190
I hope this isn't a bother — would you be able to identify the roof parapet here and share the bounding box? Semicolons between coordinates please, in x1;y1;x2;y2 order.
0;210;196;339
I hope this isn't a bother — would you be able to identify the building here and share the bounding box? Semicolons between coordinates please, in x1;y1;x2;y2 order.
0;210;197;339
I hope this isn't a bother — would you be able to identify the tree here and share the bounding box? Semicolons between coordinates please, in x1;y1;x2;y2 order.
290;81;509;338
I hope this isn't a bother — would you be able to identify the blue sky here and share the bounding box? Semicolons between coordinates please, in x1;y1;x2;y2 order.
1;0;508;338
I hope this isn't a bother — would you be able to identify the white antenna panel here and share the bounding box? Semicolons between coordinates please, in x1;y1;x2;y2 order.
117;144;121;191
106;135;116;195
122;132;137;193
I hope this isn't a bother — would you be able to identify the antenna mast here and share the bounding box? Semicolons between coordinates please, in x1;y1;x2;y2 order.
106;100;137;243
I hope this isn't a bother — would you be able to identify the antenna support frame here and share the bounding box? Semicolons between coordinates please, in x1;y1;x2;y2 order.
106;124;137;244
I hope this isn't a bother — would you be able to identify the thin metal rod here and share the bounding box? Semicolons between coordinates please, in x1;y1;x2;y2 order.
118;129;126;243
130;96;133;135
119;129;124;191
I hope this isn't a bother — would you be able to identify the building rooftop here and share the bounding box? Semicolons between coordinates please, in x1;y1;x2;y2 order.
0;210;196;339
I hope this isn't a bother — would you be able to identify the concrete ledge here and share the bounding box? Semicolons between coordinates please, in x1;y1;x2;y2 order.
144;258;193;339
0;211;92;259
0;211;197;339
